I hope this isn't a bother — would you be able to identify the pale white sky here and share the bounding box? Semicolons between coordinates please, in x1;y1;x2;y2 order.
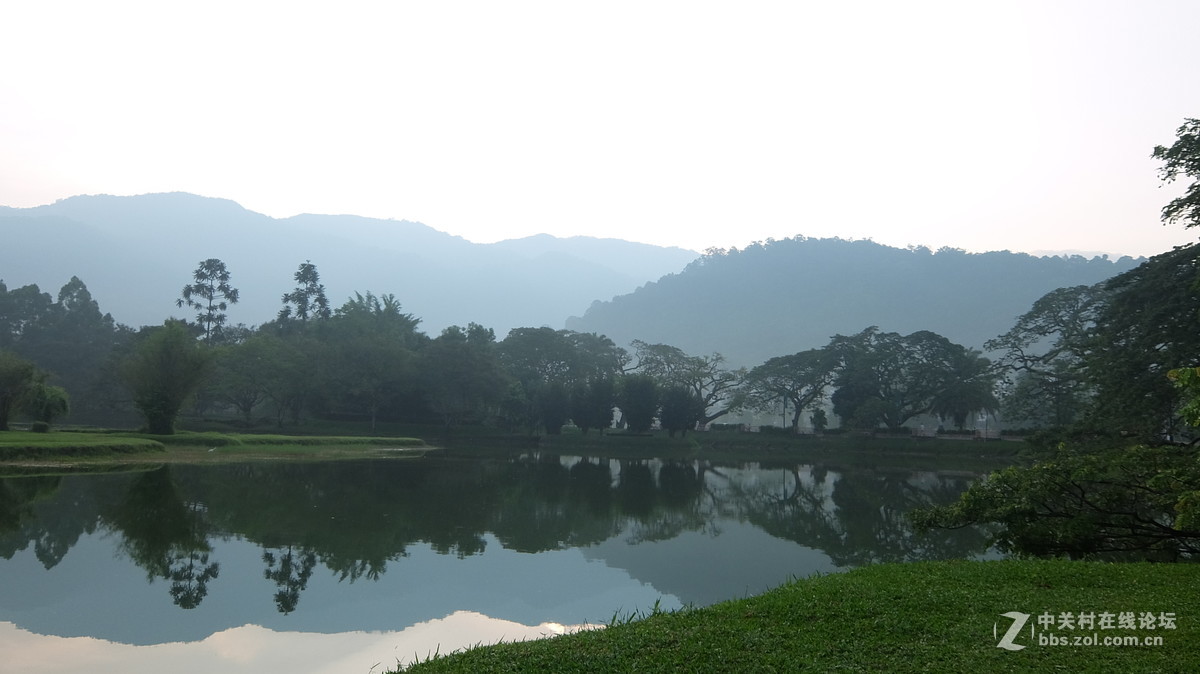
3;0;1198;258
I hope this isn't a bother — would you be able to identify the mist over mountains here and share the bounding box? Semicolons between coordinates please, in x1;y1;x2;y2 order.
6;193;1145;368
1;193;698;334
567;237;1143;367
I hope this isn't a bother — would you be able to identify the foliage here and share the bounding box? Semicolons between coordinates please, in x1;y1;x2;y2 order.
177;258;240;343
658;385;705;437
20;382;70;427
1152;117;1200;229
569;377;615;435
810;407;827;433
278;260;331;324
911;443;1200;560
737;348;836;432
1084;243;1200;441
420;324;509;429
498;328;627;433
120;321;214;434
630;340;742;424
617;374;658;433
830;327;997;431
0;350;38;431
0;277;127;421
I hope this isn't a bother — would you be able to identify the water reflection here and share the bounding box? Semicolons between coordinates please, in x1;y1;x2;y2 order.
0;611;598;674
0;453;996;652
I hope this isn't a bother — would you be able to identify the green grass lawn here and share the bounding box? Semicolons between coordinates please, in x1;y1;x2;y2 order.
396;559;1200;673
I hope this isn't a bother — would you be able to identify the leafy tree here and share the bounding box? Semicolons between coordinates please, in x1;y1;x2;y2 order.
910;442;1200;560
21;382;70;428
536;380;571;435
211;338;274;423
278;260;331;324
120;321;213;434
810;408;828;433
499;328;626;433
318;292;424;429
177;258;240;343
618;374;658;433
0;350;38;430
1084;244;1200;441
420;324;510;429
659;385;706;437
738;348;837;433
570;377;615;435
0;281;53;349
255;333;313;427
630;340;742;424
830;327;985;431
931;349;999;431
3;277;125;421
1152;117;1200;229
985;284;1105;428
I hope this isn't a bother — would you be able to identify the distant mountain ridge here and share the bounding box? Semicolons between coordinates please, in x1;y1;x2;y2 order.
2;193;699;333
566;236;1144;367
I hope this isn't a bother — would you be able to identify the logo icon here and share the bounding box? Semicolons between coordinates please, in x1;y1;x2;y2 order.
995;611;1031;651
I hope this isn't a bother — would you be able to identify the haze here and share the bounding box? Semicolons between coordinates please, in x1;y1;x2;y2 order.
4;0;1199;258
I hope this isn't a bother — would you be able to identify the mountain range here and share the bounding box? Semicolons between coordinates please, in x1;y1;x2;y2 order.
1;193;698;334
6;193;1146;368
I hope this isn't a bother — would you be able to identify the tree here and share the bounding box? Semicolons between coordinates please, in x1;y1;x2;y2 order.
810;408;828;433
1152;118;1200;229
498;328;627;433
0;281;53;349
630;340;742;425
318;292;424;430
618;374;658;433
570;377;615;435
659;385;706;437
985;284;1105;428
419;324;510;430
0;350;38;431
177;259;240;343
738;348;837;433
21;382;70;429
120;321;213;434
211;338;274;423
278;260;331;324
931;349;999;431
1083;244;1200;441
910;442;1200;560
830;327;989;431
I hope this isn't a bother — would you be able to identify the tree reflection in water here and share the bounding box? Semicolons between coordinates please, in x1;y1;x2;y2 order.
0;454;999;615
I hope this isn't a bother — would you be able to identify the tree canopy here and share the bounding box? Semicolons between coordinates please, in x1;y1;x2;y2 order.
1152;117;1200;229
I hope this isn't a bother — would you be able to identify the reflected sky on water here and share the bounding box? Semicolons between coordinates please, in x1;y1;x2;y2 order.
0;454;998;672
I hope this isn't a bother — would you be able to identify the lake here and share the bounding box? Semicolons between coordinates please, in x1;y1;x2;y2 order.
0;452;997;673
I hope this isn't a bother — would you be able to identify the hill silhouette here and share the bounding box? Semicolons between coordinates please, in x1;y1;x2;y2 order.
566;237;1142;367
1;193;698;333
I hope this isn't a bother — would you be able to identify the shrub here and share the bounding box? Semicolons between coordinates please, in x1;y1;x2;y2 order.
30;421;50;433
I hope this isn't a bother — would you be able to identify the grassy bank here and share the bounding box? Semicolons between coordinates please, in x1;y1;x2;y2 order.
437;428;1025;472
398;559;1200;673
0;429;427;467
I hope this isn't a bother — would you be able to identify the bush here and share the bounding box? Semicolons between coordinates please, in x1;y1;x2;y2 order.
30;421;50;433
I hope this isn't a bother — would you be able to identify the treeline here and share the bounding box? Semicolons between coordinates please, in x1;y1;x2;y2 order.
2;237;1199;441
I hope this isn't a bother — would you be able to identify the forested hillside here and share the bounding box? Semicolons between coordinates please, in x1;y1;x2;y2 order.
567;237;1142;366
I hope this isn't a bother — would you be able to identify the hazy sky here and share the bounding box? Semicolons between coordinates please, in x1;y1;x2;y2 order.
3;1;1199;257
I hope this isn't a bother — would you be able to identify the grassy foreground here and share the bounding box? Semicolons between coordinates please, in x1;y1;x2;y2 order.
397;559;1200;673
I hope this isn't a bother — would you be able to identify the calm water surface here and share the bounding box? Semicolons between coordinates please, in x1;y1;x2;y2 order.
0;452;996;673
